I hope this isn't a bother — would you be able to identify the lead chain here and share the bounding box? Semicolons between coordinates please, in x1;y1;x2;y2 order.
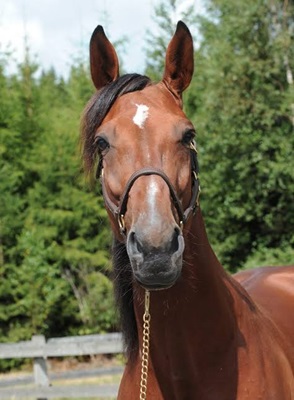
139;290;151;400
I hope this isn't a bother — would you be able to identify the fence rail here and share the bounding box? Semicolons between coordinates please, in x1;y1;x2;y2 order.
0;333;124;399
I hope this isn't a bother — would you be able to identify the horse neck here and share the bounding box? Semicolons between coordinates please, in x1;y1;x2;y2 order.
133;209;242;369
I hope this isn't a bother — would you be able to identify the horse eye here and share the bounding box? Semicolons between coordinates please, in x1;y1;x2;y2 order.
182;130;195;146
95;137;109;152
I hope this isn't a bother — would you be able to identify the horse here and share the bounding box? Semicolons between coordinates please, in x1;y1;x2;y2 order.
81;21;294;399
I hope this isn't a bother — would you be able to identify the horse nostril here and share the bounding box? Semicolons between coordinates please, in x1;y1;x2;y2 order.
170;227;181;253
127;231;144;271
128;231;143;255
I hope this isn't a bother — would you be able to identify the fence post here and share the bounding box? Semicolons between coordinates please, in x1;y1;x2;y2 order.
32;335;49;400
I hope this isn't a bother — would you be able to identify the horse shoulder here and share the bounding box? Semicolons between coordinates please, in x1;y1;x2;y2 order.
234;266;294;361
230;266;294;397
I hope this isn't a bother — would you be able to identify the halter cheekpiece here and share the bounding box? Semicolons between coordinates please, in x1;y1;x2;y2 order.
96;142;200;237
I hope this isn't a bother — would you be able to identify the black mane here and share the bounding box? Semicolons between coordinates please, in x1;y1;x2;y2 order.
81;73;151;174
112;239;138;359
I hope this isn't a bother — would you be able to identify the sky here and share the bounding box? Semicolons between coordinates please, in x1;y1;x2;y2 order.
0;0;204;79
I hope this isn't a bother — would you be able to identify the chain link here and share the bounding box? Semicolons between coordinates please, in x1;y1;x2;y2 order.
139;290;151;400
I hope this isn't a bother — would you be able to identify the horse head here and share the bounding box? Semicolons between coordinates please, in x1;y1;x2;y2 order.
82;22;199;290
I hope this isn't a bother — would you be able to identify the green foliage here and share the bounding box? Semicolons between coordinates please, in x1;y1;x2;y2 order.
0;49;116;367
76;271;117;334
243;244;294;271
185;0;294;270
5;228;73;339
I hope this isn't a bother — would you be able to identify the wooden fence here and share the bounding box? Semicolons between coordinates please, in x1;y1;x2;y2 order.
0;333;124;399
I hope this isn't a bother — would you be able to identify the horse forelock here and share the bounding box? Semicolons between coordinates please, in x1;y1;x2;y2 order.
112;239;138;360
81;73;151;175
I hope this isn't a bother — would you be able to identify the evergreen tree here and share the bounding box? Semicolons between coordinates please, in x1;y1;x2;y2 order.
0;49;117;359
15;60;116;338
186;0;294;270
0;48;47;351
0;29;130;354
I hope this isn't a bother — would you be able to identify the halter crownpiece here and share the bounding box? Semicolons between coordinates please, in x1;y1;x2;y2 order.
96;142;200;237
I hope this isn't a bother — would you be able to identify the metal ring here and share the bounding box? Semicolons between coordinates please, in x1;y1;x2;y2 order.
118;214;126;235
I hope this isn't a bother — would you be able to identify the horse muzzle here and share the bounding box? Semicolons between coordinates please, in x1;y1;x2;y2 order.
126;226;185;290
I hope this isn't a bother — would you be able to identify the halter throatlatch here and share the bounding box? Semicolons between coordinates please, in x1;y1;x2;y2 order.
96;143;200;236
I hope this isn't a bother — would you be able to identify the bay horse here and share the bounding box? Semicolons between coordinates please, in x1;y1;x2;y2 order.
81;21;294;399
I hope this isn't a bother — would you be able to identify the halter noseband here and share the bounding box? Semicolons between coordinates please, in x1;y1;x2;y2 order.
96;143;200;236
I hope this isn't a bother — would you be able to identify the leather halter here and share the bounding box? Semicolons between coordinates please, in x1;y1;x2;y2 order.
96;143;200;236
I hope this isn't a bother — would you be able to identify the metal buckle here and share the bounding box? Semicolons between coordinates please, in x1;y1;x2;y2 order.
118;214;126;235
189;141;198;154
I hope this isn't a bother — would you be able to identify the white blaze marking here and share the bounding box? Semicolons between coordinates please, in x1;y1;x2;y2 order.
133;104;149;129
147;178;160;217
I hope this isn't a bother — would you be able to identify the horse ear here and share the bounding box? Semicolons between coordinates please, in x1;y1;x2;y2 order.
162;21;194;99
89;25;120;90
